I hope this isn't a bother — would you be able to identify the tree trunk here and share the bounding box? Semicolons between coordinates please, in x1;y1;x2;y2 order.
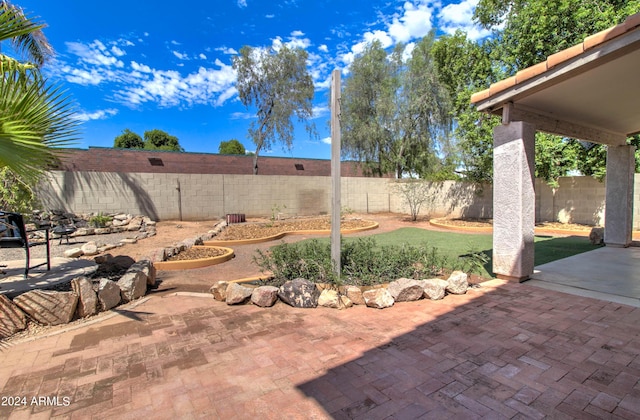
252;152;259;175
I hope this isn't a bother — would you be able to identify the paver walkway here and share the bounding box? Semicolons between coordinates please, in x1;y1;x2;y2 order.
1;279;640;419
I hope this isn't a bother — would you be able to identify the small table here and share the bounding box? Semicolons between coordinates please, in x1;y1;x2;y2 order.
52;225;77;245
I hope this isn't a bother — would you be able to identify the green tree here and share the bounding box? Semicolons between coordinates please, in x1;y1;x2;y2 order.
432;31;499;183
218;139;246;155
0;167;38;213
0;1;78;182
471;0;640;183
341;36;452;179
143;129;183;151
233;45;314;174
114;129;144;149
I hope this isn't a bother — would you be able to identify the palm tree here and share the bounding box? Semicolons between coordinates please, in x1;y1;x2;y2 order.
0;1;77;182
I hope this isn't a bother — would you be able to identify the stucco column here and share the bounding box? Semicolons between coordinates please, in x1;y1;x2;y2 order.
604;144;635;247
493;121;536;281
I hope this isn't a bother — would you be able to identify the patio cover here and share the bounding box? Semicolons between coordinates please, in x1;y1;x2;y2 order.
471;13;640;281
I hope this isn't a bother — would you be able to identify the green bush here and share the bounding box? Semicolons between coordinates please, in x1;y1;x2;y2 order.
89;212;112;228
253;237;450;287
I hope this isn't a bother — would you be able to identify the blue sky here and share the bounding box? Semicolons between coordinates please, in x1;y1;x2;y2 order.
17;0;490;159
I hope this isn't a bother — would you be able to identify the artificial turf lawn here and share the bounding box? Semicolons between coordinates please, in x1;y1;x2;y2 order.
299;227;601;278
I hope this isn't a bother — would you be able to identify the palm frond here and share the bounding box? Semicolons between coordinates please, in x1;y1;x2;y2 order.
0;2;52;66
0;70;79;181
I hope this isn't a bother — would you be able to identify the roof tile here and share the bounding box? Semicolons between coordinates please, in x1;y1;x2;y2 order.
489;76;516;96
624;12;640;30
470;89;491;104
547;43;585;68
584;23;627;50
515;61;548;84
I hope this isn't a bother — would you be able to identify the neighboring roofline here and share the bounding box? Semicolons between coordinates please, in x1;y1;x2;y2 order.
470;12;640;109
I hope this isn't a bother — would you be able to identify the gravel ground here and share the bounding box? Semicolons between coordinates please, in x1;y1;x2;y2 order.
0;231;141;262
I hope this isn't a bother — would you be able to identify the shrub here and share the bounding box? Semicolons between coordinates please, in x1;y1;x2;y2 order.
253;237;450;287
89;212;112;228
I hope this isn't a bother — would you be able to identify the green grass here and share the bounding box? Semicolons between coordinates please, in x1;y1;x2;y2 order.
293;228;601;278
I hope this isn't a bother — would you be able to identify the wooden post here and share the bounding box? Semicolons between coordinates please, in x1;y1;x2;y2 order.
331;69;341;278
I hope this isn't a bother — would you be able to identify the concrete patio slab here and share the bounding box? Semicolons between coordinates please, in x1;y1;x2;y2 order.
530;246;640;307
0;258;97;298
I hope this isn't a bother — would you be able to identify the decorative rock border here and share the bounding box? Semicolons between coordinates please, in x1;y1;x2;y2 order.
0;259;157;340
209;270;471;310
429;218;493;233
153;246;235;270
203;220;379;246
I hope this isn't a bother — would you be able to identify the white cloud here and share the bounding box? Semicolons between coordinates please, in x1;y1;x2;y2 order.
291;30;305;37
172;50;188;60
237;0;247;7
438;0;492;40
321;137;332;145
199;53;207;60
111;46;126;57
74;108;118;122
265;14;275;18
231;112;254;120
59;38;239;108
312;105;329;119
388;1;434;43
318;44;328;53
66;40;124;68
215;46;238;55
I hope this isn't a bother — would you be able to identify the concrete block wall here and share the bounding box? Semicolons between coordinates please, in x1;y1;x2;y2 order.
37;171;639;228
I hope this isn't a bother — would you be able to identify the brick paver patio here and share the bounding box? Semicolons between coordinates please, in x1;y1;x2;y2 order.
1;279;640;419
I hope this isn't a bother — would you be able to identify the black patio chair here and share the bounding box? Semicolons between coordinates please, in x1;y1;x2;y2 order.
0;211;30;277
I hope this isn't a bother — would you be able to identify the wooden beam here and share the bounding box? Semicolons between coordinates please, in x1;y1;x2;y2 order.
499;104;627;145
330;70;341;278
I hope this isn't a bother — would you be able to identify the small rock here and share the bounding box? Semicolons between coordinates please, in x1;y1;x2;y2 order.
64;247;84;258
589;227;604;245
362;288;394;309
210;281;228;301
251;286;279;307
81;241;99;256
117;270;147;302
97;279;121;311
278;278;320;308
318;289;352;309
387;278;424;302
418;278;449;300
120;238;137;245
344;285;365;305
446;271;468;295
225;283;253;305
71;276;98;318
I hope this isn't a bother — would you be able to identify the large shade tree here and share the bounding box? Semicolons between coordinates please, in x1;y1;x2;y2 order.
0;1;78;182
341;35;452;179
233;45;314;174
440;0;640;185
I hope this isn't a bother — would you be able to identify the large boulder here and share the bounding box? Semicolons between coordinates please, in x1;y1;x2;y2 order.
129;259;156;286
362;288;394;309
14;290;78;326
71;277;98;318
278;278;320;308
387;278;424;302
117;270;147;303
251;286;279;307
0;294;27;338
446;271;468;295
318;289;353;309
97;279;121;311
418;278;449;300
226;283;253;305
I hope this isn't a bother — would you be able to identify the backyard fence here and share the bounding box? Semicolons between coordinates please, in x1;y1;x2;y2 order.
36;171;640;229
